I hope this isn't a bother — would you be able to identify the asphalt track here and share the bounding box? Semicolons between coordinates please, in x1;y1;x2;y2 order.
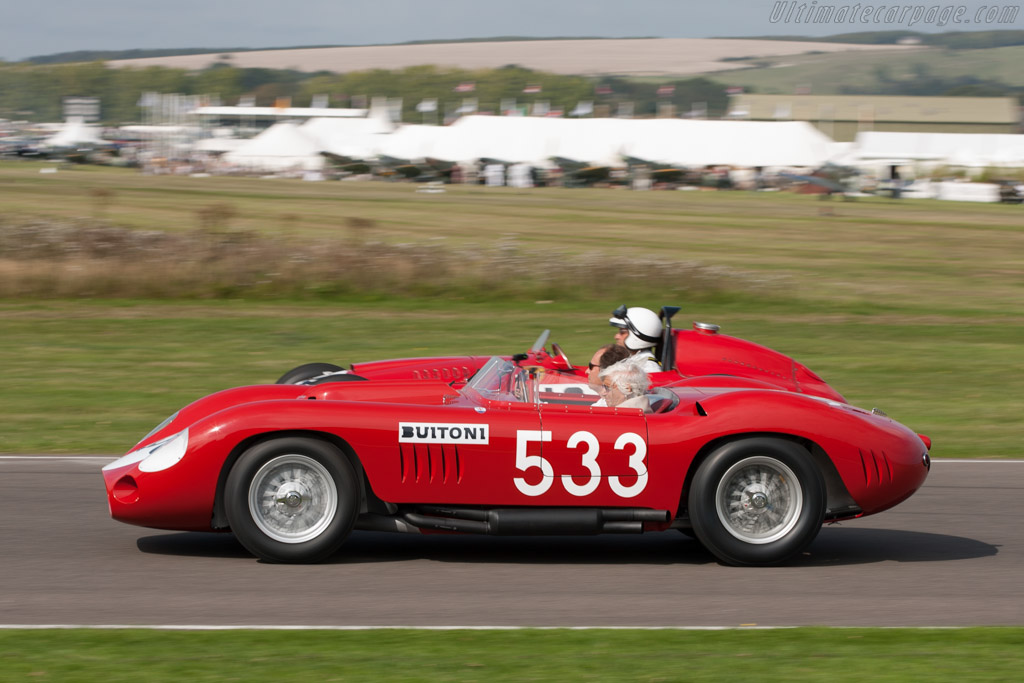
2;457;1020;627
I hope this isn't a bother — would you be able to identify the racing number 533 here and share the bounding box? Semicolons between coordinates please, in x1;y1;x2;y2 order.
514;430;648;498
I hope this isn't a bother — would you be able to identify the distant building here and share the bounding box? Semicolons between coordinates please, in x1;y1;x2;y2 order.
191;105;369;131
727;94;1021;142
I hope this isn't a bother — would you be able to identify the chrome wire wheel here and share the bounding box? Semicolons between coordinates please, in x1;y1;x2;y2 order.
248;454;339;544
715;455;802;544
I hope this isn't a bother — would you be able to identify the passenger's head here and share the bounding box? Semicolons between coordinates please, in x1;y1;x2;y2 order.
588;343;630;391
609;305;663;351
599;356;650;407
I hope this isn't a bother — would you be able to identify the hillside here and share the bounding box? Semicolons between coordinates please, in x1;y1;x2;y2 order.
103;38;918;77
709;45;1024;95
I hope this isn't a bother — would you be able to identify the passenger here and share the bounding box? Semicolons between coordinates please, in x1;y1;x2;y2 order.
588;343;631;406
598;356;652;413
609;305;663;373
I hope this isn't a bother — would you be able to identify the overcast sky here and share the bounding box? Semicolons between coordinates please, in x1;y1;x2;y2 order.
4;0;1020;61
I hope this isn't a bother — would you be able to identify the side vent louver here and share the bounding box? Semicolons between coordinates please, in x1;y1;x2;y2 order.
859;449;894;486
399;445;462;484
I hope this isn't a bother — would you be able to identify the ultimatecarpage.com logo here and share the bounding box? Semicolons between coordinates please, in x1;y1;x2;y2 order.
768;2;1020;27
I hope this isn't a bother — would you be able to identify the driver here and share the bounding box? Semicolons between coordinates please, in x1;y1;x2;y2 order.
598;356;652;412
609;305;663;373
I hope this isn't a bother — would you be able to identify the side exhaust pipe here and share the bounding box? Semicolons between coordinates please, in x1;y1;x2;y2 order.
402;506;670;536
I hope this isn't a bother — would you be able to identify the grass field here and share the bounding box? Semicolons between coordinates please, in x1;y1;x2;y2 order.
0;162;1021;456
1;165;1020;675
1;628;1022;681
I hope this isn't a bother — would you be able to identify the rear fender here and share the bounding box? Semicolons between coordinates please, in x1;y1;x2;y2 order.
676;388;923;517
677;432;852;519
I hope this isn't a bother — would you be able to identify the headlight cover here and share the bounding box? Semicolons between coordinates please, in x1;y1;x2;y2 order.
138;429;189;472
103;429;189;473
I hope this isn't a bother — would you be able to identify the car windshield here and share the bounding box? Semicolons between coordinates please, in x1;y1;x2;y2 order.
463;357;528;403
464;356;598;405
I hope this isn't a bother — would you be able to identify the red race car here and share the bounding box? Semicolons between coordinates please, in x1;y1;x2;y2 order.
103;313;930;566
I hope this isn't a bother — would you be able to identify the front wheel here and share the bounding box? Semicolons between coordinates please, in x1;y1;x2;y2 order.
225;437;360;563
688;438;826;566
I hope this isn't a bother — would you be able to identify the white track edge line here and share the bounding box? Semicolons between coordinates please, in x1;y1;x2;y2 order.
0;624;987;631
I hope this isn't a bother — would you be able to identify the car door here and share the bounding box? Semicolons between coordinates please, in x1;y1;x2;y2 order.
381;397;544;506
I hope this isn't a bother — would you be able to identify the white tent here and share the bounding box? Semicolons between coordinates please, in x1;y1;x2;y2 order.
553;118;633;166
947;146;987;169
375;124;453;161
430;115;632;167
211;115;838;171
300;115;394;159
855;132;1024;168
222;122;324;171
423;116;833;169
625;120;833;168
826;141;857;166
42;117;108;148
431;116;563;165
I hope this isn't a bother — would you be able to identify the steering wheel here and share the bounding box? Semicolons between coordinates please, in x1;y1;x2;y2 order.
549;342;572;370
527;329;571;371
511;366;534;403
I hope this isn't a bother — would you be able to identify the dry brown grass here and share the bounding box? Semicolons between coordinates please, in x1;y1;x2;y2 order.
0;217;763;301
2;165;1022;314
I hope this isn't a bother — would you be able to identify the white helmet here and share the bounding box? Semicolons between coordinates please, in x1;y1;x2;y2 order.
609;305;662;351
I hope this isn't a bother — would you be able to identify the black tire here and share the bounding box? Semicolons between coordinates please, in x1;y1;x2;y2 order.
305;372;367;386
225;437;360;563
276;363;345;384
688;437;826;566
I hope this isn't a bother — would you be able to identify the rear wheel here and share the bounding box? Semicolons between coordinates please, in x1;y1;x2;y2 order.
276;363;345;384
225;437;359;563
688;437;825;566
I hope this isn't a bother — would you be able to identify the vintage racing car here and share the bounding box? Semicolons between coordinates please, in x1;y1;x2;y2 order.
102;313;931;566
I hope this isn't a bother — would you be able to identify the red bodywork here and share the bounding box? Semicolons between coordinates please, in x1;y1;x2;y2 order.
103;339;929;538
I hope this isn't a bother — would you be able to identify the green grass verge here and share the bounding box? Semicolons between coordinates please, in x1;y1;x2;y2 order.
1;628;1021;681
0;299;1020;457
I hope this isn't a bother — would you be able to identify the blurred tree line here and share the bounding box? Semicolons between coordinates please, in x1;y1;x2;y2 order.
840;61;1024;101
0;60;731;124
4;47;1020;125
